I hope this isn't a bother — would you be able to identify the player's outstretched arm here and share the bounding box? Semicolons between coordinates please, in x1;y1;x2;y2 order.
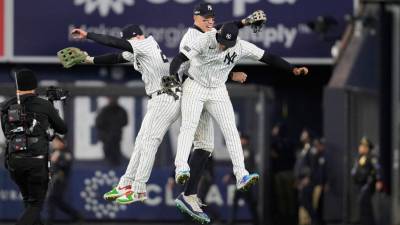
215;10;266;33
259;52;308;76
85;52;130;65
215;20;245;30
71;28;134;53
57;47;130;68
239;40;307;76
242;10;267;33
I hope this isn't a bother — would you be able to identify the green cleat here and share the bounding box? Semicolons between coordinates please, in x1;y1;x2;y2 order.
103;185;132;201
116;191;147;205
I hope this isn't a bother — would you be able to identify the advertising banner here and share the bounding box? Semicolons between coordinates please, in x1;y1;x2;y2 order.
0;165;252;221
11;0;352;63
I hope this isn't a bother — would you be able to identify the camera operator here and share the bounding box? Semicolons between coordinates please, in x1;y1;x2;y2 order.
0;69;67;225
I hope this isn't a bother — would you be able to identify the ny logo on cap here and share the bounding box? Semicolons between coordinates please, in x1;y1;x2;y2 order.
226;34;232;40
208;5;212;10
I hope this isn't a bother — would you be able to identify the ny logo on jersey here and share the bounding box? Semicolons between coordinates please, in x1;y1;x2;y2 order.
224;52;237;65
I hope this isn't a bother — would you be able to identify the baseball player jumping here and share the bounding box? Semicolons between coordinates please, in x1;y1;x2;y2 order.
66;24;247;206
69;25;216;205
171;3;266;223
169;22;308;221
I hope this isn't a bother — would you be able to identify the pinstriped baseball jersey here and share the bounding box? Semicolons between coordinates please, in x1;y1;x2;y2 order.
115;34;215;193
178;27;201;76
122;36;169;95
177;27;206;80
181;29;264;88
175;30;265;185
177;27;215;152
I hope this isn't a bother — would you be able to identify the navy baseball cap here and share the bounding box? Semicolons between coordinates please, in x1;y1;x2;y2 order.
216;23;238;48
120;24;143;39
193;2;215;17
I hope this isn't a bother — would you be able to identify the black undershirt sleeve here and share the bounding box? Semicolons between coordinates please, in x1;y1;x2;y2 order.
215;20;244;30
87;32;134;52
93;53;129;64
259;52;294;74
169;53;189;75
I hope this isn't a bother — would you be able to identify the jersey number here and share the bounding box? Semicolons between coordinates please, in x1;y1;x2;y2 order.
160;52;168;63
157;44;168;63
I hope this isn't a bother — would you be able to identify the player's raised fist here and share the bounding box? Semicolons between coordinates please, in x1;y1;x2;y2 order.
71;28;88;39
293;67;309;76
231;72;248;83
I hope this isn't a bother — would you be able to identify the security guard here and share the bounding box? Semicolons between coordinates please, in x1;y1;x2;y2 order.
351;137;383;225
0;69;67;225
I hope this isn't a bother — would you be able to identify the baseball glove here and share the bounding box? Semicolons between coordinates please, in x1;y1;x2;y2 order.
57;47;87;68
161;75;182;100
245;10;267;33
161;75;181;89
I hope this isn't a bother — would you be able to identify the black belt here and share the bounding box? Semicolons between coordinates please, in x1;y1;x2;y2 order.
147;90;164;99
147;87;182;100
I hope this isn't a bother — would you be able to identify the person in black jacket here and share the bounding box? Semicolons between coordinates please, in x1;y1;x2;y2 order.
95;97;128;166
0;69;67;225
270;123;297;225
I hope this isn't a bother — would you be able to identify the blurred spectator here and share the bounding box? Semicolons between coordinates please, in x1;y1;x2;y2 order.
270;123;297;225
294;136;326;225
351;137;383;225
95;97;128;166
294;128;314;225
224;134;259;225
309;138;327;225
296;128;314;155
46;136;83;225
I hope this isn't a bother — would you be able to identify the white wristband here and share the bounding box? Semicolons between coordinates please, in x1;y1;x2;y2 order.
85;56;94;64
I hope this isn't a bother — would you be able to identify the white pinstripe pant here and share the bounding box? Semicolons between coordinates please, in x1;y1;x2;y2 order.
175;79;249;182
118;92;214;193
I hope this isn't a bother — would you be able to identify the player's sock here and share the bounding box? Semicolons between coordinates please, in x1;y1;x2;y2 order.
184;149;210;196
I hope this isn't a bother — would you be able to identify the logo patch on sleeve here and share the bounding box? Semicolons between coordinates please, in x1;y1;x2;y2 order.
183;46;191;52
